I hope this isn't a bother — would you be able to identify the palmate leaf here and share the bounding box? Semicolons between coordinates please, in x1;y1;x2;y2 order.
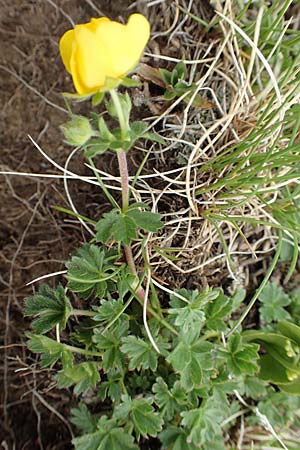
56;362;100;395
159;427;199;450
96;207;162;245
93;322;128;370
204;288;245;331
114;395;163;440
153;377;186;420
167;333;214;391
24;284;72;334
259;281;292;322
73;416;138;450
70;403;98;434
26;333;73;368
168;289;212;334
66;244;119;299
98;370;123;402
126;209;162;233
180;391;228;448
219;334;260;376
120;335;159;371
96;210;136;245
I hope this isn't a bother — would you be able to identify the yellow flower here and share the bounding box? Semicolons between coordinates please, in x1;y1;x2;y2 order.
59;14;150;95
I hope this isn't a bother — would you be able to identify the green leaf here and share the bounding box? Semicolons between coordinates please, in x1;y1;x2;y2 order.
26;333;73;368
219;334;259;376
93;322;128;370
112;213;137;245
153;377;186;420
96;210;137;245
259;281;292;322
159;427;199;450
180;392;227;447
167;337;213;391
70;403;98;434
93;298;127;324
130;121;147;137
56;362;100;395
121;77;141;88
98;116;115;141
127;209;162;233
114;395;163;440
277;320;300;346
143;132;166;144
168;289;207;334
175;61;187;80
159;68;172;85
92;91;105;106
243;330;300;371
84;139;110;158
98;370;123;402
73;416;138;450
205;288;245;331
66;244;119;299
120;335;159;371
24;284;72;334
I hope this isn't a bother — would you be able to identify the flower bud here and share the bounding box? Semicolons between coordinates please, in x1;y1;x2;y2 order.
61;115;94;146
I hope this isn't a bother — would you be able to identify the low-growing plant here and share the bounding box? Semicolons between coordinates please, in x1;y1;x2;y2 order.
22;4;300;450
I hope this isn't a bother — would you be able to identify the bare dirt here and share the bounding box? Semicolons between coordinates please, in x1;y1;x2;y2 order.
0;1;140;448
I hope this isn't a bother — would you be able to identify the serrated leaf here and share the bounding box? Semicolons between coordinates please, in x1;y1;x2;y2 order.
159;427;199;450
70;403;98;434
120;335;159;371
127;209;162;233
205;289;245;331
93;298;127;323
167;338;213;391
259;281;291;323
180;392;227;447
153;377;186;420
219;334;259;376
73;416;138;450
56;362;100;395
26;333;73;368
96;210;137;245
112;213;137;244
114;395;163;440
93;322;128;370
24;284;72;334
98;370;123;402
66;244;119;299
168;289;206;334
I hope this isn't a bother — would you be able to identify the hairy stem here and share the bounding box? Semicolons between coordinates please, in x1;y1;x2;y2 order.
117;150;130;212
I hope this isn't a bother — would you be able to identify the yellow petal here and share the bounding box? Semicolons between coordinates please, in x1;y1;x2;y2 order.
94;14;150;79
71;25;110;94
59;29;75;74
59;14;150;95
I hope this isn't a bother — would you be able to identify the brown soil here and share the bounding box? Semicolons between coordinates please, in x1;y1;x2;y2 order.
0;1;143;448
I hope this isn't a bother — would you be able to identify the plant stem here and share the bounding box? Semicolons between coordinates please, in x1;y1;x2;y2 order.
72;309;96;317
109;89;151;314
65;344;102;357
117;150;129;212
